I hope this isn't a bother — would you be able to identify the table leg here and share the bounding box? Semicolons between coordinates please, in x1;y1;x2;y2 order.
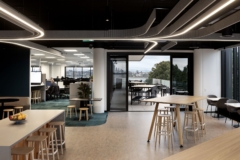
131;88;133;105
195;102;204;130
176;104;183;147
147;103;159;142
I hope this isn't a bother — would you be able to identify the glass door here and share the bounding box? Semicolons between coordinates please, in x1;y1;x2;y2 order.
171;58;189;95
107;56;128;111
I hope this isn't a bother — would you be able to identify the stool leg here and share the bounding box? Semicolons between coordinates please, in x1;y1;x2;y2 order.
7;111;9;118
17;155;19;160
2;112;4;119
31;151;34;160
91;106;92;116
75;107;77;117
79;110;82;121
45;139;49;160
86;111;89;121
62;124;66;149
54;131;60;160
40;141;44;160
25;154;28;160
59;125;63;154
51;133;55;160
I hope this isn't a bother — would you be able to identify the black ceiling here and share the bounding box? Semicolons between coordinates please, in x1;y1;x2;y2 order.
1;0;240;50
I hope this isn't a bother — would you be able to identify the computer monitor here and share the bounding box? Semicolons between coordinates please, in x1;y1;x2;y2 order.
31;71;42;84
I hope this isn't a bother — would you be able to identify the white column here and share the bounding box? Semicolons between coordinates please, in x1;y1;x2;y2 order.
93;48;106;113
194;49;221;110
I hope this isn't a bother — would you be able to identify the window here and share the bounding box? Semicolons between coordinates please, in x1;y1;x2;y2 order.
65;67;93;78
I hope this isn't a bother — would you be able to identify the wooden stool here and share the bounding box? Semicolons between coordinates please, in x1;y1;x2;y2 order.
14;106;23;113
39;128;59;160
86;104;93;116
155;114;173;149
31;90;38;104
79;108;89;121
49;121;66;155
164;106;177;125
183;109;199;143
26;136;49;160
66;105;77;118
11;147;34;160
2;109;14;119
154;108;169;137
37;90;42;103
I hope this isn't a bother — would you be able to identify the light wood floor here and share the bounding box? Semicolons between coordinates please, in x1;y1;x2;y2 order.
59;112;236;160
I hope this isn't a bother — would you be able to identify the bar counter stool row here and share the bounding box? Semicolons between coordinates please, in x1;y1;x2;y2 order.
11;120;66;160
66;104;92;121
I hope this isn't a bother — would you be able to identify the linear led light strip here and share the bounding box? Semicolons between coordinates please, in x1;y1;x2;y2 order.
0;41;64;58
154;0;235;39
144;41;158;53
0;2;44;40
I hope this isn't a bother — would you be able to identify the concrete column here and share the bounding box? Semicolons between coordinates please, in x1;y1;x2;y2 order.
93;48;106;113
194;49;221;110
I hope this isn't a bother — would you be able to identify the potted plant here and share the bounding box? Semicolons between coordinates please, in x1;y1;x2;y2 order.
90;75;93;82
78;82;92;98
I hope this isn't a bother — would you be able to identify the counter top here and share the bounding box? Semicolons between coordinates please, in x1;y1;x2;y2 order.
0;110;64;146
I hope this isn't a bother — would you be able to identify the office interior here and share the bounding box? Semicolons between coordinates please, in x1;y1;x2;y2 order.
1;0;240;159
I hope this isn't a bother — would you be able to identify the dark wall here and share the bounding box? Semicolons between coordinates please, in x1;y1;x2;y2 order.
0;44;30;97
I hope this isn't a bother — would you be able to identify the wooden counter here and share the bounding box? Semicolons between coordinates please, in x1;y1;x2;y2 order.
0;110;65;160
163;128;240;160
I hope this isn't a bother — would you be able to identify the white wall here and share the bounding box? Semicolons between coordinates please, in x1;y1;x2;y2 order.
41;64;50;79
194;49;221;110
51;64;66;78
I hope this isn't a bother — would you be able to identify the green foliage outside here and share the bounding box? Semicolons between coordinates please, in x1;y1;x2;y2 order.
78;83;92;98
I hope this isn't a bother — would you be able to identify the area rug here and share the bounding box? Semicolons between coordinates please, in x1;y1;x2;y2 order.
31;99;108;127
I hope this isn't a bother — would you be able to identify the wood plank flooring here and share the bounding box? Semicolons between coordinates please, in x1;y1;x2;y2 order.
59;112;235;160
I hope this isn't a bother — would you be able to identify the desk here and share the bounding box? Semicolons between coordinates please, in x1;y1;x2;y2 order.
130;85;156;105
0;98;19;107
0;110;64;160
163;128;240;160
141;95;206;147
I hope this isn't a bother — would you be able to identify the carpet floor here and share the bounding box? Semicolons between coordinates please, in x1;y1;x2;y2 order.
31;99;108;127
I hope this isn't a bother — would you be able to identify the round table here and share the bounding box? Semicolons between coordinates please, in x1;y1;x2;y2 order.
0;98;19;107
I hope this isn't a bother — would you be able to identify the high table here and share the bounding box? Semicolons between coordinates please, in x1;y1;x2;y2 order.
163;128;240;160
225;103;240;128
0;98;19;107
0;110;65;160
141;95;206;147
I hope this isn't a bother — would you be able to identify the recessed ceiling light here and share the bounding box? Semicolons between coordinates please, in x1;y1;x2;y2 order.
41;61;47;62
80;57;89;58
74;53;84;56
65;61;72;62
46;57;55;58
31;59;36;61
64;49;77;52
57;59;65;61
34;54;45;56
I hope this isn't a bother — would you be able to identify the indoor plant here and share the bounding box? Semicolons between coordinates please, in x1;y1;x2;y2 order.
78;82;92;98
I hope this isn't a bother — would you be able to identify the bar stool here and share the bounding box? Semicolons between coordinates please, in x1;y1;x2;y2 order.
26;135;49;160
66;105;77;118
37;90;42;103
154;108;168;136
183;106;199;143
11;147;34;160
31;90;38;104
2;108;14;119
164;106;177;125
49;121;66;154
155;114;173;149
14;106;23;113
79;108;89;121
86;104;93;116
39;128;59;160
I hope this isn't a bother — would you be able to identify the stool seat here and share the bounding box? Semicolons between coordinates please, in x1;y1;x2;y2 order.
39;128;57;133
79;108;88;111
3;109;14;112
14;106;23;109
158;114;171;117
11;147;34;155
49;121;65;126
27;136;48;142
67;105;76;108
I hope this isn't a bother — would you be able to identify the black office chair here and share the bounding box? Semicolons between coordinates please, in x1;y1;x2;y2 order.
226;99;240;126
52;86;60;100
206;95;217;114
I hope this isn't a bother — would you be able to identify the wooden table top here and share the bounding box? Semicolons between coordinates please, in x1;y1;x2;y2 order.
163;128;240;160
131;85;156;88
141;95;206;105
